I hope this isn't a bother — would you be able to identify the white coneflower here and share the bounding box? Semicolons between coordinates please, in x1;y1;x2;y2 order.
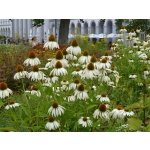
96;93;110;103
126;36;132;41
39;68;48;71
71;68;83;77
30;86;41;97
143;40;148;46
5;100;20;110
14;65;28;80
45;50;68;68
91;85;96;91
45;116;60;131
45;74;59;84
78;50;91;64
107;81;116;88
43;34;59;50
136;26;142;33
0;82;13;99
61;79;69;85
133;43;138;49
110;105;125;120
74;84;89;100
64;95;76;102
81;62;99;79
138;83;143;86
69;78;80;90
78;116;92;127
23;51;41;66
72;63;80;67
98;57;111;70
90;55;100;69
122;109;134;117
66;39;81;56
120;26;127;33
128;59;134;63
117;38;123;43
129;74;137;79
98;75;111;83
28;65;46;81
48;101;65;117
93;103;110;120
139;53;148;60
50;61;68;76
117;32;123;38
129;29;136;37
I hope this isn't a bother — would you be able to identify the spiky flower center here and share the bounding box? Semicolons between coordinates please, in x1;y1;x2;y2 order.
76;68;80;71
130;29;134;33
0;82;8;90
55;50;63;60
62;48;68;55
83;117;87;121
48;116;54;122
121;26;125;29
137;26;141;29
116;105;123;110
32;65;39;72
9;100;15;105
143;68;148;71
99;103;106;112
74;78;80;84
71;39;78;47
134;43;137;46
101;93;106;97
28;51;36;58
55;61;62;68
52;102;58;108
78;84;84;91
111;66;115;71
105;52;109;56
144;40;147;42
101;58;107;63
49;74;54;78
83;50;89;56
48;34;56;41
31;86;38;91
90;55;97;62
87;62;94;70
127;36;130;40
16;65;24;72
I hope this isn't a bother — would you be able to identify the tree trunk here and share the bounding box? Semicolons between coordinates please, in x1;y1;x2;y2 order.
58;19;70;44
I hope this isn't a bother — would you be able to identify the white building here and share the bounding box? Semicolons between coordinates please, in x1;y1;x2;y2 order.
0;19;117;43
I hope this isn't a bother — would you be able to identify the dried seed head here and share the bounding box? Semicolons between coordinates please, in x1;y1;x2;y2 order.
48;34;56;41
48;116;55;122
90;55;97;63
28;51;36;58
87;62;94;70
99;103;106;112
78;84;84;91
83;50;89;56
71;39;78;47
74;78;80;84
32;65;39;72
55;50;63;60
0;82;8;90
16;65;24;72
52;102;58;108
55;61;62;68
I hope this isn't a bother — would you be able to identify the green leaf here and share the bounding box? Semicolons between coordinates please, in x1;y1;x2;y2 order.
21;106;30;117
86;104;97;110
145;124;150;132
0;100;4;108
127;118;142;131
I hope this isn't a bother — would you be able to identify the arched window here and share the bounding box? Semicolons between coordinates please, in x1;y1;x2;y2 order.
84;22;88;34
77;22;81;34
71;23;75;34
91;21;96;34
107;20;112;34
99;21;104;33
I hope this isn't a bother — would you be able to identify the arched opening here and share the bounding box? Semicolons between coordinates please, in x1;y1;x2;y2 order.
71;23;75;34
77;22;81;34
107;20;112;34
91;21;96;34
84;22;88;34
99;21;104;33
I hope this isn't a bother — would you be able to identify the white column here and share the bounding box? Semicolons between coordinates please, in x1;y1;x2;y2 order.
27;19;32;39
23;19;27;38
18;19;23;38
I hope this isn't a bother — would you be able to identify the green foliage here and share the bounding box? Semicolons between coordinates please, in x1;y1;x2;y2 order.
115;19;150;33
128;118;142;131
32;19;44;27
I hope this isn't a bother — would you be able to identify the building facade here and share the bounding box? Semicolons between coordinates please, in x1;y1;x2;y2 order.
0;19;117;42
